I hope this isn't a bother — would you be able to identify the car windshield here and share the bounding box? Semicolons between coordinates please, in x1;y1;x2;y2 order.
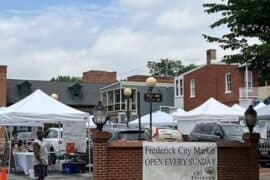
221;125;248;137
16;132;34;140
118;131;149;140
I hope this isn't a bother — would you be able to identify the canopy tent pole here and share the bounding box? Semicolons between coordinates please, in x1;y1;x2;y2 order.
8;125;12;180
58;121;61;158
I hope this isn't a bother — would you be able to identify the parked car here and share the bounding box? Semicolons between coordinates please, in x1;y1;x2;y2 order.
152;127;183;142
43;128;64;152
106;128;150;141
189;122;270;167
258;138;270;167
189;123;248;143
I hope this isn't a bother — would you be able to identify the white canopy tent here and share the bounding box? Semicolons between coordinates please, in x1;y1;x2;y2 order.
0;89;89;125
231;104;246;114
0;89;90;177
129;111;176;128
254;101;266;110
171;108;186;116
86;115;95;128
253;105;270;139
257;104;270;119
174;97;241;135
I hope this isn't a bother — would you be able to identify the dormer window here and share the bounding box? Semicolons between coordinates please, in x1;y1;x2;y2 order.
68;83;82;99
17;81;32;97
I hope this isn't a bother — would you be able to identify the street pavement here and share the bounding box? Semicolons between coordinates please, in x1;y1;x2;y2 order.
8;172;92;180
260;168;270;180
7;168;269;179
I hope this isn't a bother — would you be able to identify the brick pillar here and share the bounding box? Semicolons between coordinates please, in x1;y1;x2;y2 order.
91;130;110;180
0;65;7;107
243;133;260;180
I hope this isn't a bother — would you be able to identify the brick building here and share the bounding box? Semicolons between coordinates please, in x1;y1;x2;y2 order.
174;49;259;111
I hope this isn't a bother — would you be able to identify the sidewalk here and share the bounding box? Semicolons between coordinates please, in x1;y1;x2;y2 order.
8;172;92;180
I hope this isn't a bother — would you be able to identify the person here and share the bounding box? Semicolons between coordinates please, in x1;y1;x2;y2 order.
33;130;48;180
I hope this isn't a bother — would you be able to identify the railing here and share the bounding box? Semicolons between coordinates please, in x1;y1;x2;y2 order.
239;87;258;99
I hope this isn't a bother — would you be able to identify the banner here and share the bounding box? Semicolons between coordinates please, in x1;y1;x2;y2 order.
63;122;86;153
143;142;217;180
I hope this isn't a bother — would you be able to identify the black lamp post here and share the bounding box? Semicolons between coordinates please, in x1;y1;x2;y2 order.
244;105;258;134
92;101;108;131
124;88;132;128
146;77;157;140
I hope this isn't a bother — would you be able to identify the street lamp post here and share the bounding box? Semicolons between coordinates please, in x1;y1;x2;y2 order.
92;101;108;131
244;105;258;134
146;77;157;140
124;88;132;128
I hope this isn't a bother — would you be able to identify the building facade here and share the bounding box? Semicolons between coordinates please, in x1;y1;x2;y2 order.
0;67;116;113
174;49;259;111
100;75;174;123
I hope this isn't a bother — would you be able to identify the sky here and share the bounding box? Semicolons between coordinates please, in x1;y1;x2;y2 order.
0;0;227;80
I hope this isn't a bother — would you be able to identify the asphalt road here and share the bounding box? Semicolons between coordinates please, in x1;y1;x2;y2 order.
7;168;269;180
260;168;270;180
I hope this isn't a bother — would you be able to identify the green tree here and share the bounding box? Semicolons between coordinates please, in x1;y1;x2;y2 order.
147;59;197;76
51;75;82;82
203;0;270;84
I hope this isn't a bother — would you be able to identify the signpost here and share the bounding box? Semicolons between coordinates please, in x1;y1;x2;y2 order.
144;92;162;103
143;142;217;180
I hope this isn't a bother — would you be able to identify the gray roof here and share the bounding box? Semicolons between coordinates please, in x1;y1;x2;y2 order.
7;79;107;106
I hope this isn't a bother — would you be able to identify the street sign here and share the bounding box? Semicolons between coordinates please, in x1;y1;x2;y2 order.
144;93;162;102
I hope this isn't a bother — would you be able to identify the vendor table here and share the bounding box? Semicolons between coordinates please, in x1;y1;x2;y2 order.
14;152;34;175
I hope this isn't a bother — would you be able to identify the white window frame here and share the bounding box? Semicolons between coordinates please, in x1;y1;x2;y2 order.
179;79;183;96
225;73;232;93
247;71;253;89
175;79;179;97
190;79;195;98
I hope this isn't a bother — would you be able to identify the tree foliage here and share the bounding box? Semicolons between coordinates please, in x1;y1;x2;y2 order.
147;59;197;76
50;75;82;82
203;0;270;83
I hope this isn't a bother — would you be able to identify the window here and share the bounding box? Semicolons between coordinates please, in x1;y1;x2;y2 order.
108;91;114;112
225;73;232;93
17;81;32;97
190;79;195;97
103;88;137;113
44;130;58;138
68;83;82;98
180;79;183;96
175;80;179;96
175;78;183;97
115;90;120;111
245;71;253;89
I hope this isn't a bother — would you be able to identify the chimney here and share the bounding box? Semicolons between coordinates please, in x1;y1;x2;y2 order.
0;65;7;107
82;70;117;84
206;49;216;65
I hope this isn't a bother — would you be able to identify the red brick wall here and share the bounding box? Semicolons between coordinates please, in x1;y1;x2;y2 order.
127;75;173;83
184;64;239;110
183;64;259;111
0;65;7;107
82;70;117;84
92;131;259;180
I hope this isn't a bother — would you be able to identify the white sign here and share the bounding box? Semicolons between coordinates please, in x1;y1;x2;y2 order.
143;142;217;180
63;122;86;153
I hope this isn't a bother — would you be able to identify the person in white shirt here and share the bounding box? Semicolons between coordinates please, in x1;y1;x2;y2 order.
33;130;48;180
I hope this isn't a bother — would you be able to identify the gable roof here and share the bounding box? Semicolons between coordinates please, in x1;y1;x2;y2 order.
7;79;108;106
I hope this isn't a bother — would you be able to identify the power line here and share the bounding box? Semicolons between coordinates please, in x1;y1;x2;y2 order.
118;65;148;76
